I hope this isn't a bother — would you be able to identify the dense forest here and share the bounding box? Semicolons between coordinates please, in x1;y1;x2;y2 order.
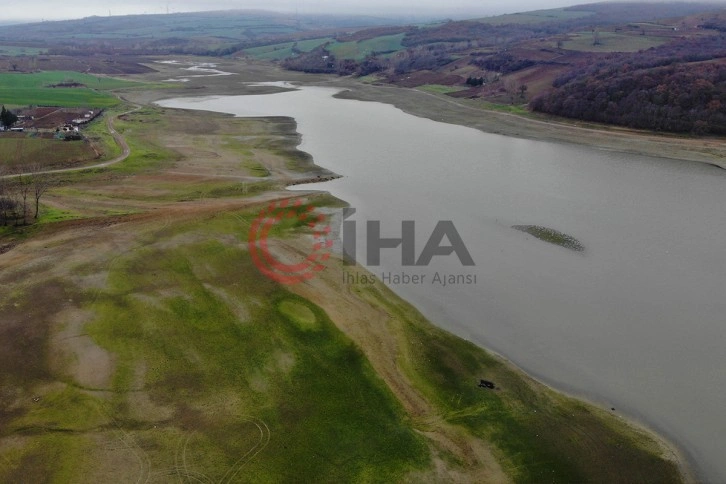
531;35;726;134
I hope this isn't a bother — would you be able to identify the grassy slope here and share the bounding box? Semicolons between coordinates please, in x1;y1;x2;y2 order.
0;208;430;482
85;221;428;482
244;37;334;61
356;280;681;483
327;33;405;61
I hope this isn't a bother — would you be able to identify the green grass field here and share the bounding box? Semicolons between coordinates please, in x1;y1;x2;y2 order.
0;71;140;108
327;33;406;61
244;41;296;60
562;31;669;52
417;84;468;94
244;37;334;60
0;209;430;482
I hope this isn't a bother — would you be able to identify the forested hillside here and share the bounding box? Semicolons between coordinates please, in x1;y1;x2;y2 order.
531;35;726;133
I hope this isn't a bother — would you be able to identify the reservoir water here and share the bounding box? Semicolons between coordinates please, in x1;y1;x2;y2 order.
158;86;726;481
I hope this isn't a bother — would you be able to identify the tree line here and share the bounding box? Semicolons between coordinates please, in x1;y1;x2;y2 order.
470;52;537;74
0;166;54;226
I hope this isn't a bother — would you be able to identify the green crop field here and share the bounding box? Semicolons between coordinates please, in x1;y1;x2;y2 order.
0;71;140;108
327;33;405;60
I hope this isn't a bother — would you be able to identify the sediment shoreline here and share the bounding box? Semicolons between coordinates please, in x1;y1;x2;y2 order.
126;58;711;480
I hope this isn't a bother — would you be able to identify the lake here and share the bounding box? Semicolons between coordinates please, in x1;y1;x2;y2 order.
158;86;726;481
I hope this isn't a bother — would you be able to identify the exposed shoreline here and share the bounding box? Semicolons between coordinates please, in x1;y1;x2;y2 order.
329;79;726;170
457;332;698;483
132;56;726;170
129;58;711;480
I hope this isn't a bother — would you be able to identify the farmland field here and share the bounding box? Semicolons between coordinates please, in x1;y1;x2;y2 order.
0;71;141;108
244;37;334;60
0;134;97;169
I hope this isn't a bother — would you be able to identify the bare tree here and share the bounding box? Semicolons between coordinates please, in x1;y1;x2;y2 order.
503;78;518;104
0;167;11;226
5;174;22;226
29;165;55;220
14;170;32;225
519;84;529;100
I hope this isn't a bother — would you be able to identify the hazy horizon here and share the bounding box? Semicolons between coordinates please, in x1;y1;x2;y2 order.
0;0;619;23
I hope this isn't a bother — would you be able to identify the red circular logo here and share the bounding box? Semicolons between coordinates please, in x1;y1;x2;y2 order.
248;199;332;284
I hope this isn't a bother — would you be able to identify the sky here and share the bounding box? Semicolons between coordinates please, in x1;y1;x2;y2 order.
0;0;590;23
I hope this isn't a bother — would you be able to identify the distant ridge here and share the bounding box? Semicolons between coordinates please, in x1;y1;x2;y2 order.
0;9;409;43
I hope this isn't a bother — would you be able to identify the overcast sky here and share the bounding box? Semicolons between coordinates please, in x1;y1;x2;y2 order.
1;0;591;22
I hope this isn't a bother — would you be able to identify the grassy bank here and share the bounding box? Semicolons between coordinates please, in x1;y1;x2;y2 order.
361;281;679;482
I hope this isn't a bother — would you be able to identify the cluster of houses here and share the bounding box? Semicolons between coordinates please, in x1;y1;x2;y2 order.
6;107;100;132
0;107;100;142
